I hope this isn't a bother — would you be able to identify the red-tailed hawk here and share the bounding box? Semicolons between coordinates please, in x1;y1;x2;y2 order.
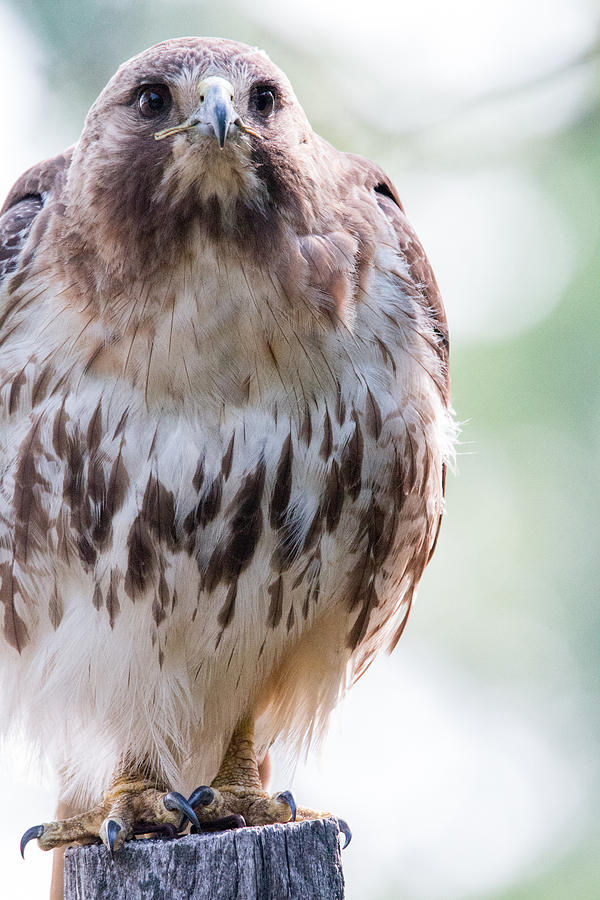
1;36;453;876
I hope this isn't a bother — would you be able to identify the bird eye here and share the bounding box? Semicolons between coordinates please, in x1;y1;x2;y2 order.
138;84;172;118
254;89;275;117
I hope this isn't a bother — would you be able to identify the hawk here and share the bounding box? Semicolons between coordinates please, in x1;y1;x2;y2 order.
0;36;454;874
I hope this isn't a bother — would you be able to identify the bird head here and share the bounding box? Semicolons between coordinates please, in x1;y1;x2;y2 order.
66;38;316;277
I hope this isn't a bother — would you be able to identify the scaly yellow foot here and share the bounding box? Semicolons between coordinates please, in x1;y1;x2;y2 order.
188;716;351;847
20;774;199;857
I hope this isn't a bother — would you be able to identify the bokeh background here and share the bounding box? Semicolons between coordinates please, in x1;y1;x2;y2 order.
1;0;599;897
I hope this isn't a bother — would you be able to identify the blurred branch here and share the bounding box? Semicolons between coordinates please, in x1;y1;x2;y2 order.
392;40;600;143
427;41;598;130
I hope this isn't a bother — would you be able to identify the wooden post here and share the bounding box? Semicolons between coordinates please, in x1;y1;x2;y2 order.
64;818;346;899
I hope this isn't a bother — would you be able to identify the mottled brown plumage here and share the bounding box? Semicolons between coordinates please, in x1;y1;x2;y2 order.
0;37;454;879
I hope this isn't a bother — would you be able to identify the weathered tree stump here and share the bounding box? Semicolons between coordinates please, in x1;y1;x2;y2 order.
64;818;346;899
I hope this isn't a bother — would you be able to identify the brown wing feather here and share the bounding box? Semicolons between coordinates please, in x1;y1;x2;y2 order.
346;154;450;404
346;156;451;635
0;149;73;286
368;173;451;565
374;190;449;401
369;174;451;568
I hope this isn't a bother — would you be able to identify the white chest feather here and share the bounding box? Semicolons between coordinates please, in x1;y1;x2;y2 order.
0;245;454;803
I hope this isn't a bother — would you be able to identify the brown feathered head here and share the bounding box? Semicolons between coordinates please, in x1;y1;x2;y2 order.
63;38;319;277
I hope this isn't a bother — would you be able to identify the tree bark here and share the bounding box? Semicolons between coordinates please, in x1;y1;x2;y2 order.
64;818;345;900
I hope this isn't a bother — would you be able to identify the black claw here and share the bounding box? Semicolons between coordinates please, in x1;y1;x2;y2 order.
191;814;245;833
132;822;179;840
163;791;201;831
188;785;215;810
106;819;122;858
336;817;352;849
276;790;297;822
20;825;44;859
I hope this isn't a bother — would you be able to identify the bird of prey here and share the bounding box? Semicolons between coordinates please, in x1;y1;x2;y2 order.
0;36;454;873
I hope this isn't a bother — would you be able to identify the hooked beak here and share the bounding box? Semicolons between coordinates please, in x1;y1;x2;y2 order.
153;76;261;145
194;76;236;149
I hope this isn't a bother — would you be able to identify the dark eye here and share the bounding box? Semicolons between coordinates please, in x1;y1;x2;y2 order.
254;89;275;117
138;84;172;118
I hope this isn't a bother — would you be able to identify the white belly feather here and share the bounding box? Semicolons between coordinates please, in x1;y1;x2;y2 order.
0;250;453;806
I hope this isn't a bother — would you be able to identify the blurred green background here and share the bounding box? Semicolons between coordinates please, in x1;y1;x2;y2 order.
0;0;598;897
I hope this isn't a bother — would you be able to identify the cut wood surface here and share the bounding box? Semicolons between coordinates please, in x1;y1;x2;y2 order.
64;817;346;900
